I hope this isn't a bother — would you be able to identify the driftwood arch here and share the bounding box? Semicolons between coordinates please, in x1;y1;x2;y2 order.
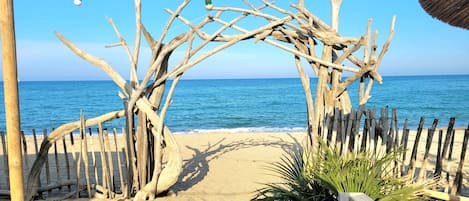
26;0;395;200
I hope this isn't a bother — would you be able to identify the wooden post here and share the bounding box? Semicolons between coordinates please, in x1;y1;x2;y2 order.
346;110;355;152
53;140;61;191
360;111;369;152
0;0;25;200
400;128;410;176
112;128;125;194
62;137;71;191
418;119;437;181
31;129;42;196
451;126;469;195
441;117;456;192
434;130;444;177
43;130;51;193
408;116;425;180
0;131;10;188
448;129;456;160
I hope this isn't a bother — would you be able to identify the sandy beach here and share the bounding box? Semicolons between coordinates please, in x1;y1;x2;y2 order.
0;132;305;201
160;132;305;201
0;130;468;200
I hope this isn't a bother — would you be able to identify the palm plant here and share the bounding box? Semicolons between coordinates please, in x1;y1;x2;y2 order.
253;139;429;201
252;146;335;201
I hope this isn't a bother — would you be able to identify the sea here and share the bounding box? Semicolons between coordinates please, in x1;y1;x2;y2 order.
0;75;468;134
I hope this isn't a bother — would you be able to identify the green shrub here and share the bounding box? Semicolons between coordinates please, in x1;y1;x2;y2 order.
253;139;428;201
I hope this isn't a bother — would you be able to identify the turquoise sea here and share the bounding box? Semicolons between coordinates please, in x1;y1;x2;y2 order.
0;75;468;133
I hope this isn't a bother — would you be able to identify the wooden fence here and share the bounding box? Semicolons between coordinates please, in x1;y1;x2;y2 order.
321;106;469;199
0;106;468;200
0;126;128;199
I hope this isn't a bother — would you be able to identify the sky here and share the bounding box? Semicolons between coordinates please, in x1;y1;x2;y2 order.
0;0;468;81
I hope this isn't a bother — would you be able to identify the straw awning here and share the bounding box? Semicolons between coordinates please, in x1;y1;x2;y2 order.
419;0;469;29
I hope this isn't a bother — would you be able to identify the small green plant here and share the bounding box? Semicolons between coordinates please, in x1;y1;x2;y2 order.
253;139;429;201
252;146;335;201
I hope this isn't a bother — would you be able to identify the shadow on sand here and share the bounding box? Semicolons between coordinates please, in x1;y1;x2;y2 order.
170;133;303;192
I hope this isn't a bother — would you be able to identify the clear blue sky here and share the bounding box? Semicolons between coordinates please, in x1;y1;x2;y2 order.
1;0;468;81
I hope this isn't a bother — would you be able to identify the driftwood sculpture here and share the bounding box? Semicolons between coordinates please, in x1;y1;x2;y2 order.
26;0;395;200
199;0;395;147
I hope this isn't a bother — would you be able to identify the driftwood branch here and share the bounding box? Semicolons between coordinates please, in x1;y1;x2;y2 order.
211;17;360;73
54;32;130;97
106;17;139;84
127;33;189;114
132;0;142;86
375;16;396;72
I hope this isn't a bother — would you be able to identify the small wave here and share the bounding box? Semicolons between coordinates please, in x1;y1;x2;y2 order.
174;127;307;134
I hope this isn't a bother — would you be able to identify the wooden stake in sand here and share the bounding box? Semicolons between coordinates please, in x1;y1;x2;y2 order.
0;132;10;188
418;119;438;182
451;126;469;195
0;0;25;200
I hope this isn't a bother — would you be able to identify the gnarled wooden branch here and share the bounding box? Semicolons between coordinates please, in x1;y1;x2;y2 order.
210;17;360;73
54;32;130;97
106;17;139;84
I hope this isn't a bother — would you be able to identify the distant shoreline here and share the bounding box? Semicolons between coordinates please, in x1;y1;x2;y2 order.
4;73;469;82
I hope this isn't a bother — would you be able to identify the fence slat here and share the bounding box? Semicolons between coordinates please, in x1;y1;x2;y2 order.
0;131;9;188
21;131;29;171
31;129;42;196
54;137;61;191
418;119;438;182
347;111;355;152
380;107;388;150
104;129;115;196
442;118;456;192
43;129;51;194
62;136;71;191
97;123;111;197
448;129;456;160
434;130;444;178
360;110;369;152
79;112;92;198
401;128;410;176
442;118;456;159
113;128;125;194
121;127;130;198
451;126;469;195
408;116;425;180
391;109;399;176
336;109;344;152
368;110;376;154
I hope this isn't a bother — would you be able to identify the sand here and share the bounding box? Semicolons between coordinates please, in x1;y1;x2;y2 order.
0;132;305;201
160;132;305;201
0;130;468;201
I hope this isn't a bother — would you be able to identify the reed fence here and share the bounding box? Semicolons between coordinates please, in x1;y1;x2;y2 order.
0;106;468;200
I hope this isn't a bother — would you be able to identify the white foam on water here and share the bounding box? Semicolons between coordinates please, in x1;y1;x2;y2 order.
174;127;307;134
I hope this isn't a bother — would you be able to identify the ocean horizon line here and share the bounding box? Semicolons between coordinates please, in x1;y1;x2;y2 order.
3;73;469;82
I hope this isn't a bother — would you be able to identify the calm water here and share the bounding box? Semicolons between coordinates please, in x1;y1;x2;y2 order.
0;75;468;133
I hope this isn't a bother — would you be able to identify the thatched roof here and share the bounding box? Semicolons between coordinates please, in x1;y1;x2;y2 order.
419;0;469;29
